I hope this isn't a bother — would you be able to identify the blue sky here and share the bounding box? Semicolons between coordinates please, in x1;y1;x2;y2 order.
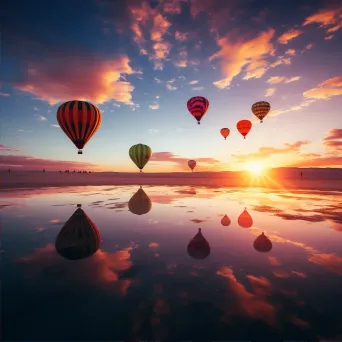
0;0;341;171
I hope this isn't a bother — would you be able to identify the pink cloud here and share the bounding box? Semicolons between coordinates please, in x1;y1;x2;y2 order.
173;46;188;68
303;76;342;99
175;31;189;41
163;0;182;15
14;55;135;105
277;29;303;44
210;28;275;88
0;92;10;97
0;144;19;152
0;155;99;171
303;6;342;34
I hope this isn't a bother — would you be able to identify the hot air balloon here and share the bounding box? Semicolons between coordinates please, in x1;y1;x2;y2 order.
237;120;252;139
253;232;273;252
55;205;101;260
187;228;210;260
57;100;102;154
129;143;152;172
128;186;152;215
220;128;230;140
188;160;196;172
238;208;253;228
252;101;270;123
187;96;209;124
221;214;231;227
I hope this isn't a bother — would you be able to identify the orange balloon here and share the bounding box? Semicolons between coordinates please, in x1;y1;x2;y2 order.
220;128;230;140
237;120;252;139
221;214;231;226
238;208;253;228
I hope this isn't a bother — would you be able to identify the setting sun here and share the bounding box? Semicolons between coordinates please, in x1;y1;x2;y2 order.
246;163;264;175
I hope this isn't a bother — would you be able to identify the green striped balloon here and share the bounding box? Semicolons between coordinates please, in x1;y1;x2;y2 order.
129;143;152;172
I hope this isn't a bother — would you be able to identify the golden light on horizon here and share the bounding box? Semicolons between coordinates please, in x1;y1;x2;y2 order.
245;162;265;175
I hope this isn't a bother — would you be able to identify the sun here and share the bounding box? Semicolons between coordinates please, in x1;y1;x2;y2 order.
246;162;264;175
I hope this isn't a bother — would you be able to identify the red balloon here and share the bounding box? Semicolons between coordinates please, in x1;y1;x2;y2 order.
238;208;253;228
187;96;209;124
221;214;231;226
220;128;230;140
237;120;252;139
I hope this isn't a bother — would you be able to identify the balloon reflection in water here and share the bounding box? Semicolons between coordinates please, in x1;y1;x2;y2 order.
55;205;101;260
221;214;231;227
253;232;273;252
238;208;253;228
128;186;152;215
187;228;211;260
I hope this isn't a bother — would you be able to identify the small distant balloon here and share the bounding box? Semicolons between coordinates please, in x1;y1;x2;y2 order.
129;143;152;172
128;186;152;215
187;96;209;124
253;232;273;252
221;214;231;227
187;228;210;260
188;160;196;172
238;208;253;228
220;128;230;140
237;120;252;139
56;100;102;154
252;101;270;123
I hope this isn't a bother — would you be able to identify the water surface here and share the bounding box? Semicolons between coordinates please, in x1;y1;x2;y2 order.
2;185;342;341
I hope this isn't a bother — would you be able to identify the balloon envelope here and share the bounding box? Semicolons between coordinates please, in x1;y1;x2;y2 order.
57;100;102;154
187;96;209;124
128;187;152;215
237;120;252;139
252;101;270;123
55;207;101;260
238;208;253;228
220;128;230;140
188;160;196;171
129;143;152;172
221;214;231;226
253;232;273;252
187;228;210;260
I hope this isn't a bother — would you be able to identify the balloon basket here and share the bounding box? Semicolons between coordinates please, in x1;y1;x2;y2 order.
78;150;83;154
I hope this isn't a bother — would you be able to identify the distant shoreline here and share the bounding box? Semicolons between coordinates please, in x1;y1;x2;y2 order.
2;171;342;191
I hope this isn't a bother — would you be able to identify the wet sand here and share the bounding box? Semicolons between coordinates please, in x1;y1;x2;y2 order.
1;171;342;191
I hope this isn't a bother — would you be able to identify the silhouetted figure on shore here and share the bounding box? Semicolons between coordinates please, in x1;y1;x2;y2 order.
300;171;303;179
43;169;45;173
8;169;10;173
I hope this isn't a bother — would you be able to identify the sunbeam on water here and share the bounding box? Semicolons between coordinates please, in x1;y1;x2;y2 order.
2;185;342;341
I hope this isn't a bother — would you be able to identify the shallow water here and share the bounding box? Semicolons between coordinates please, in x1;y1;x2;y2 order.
2;185;342;341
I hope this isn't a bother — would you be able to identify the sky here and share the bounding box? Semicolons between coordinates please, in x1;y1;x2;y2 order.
0;0;342;172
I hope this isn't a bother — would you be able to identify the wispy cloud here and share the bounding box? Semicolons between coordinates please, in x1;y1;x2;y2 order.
35;115;47;122
188;80;199;85
265;87;276;97
0;144;19;152
149;102;160;110
303;76;342;99
277;29;303;44
267;76;301;84
51;124;60;128
0;92;10;97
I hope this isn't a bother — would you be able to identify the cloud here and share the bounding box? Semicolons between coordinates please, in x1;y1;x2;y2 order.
151;41;172;70
188;80;199;85
0;144;19;152
303;6;342;35
51;124;60;128
323;129;342;152
0;92;10;97
163;0;182;14
269;56;292;68
14;55;135;105
268;99;316;117
277;29;303;44
149;102;160;110
173;46;188;68
303;76;342;99
290;156;342;167
175;31;188;41
191;86;204;91
148;129;159;134
285;49;296;55
35;115;47;122
265;87;275;97
210;28;275;88
267;76;301;84
308;253;342;275
150;152;220;169
166;83;177;91
232;141;310;162
0;155;99;171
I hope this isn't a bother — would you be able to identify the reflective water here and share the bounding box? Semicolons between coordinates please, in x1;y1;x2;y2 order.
2;185;342;341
